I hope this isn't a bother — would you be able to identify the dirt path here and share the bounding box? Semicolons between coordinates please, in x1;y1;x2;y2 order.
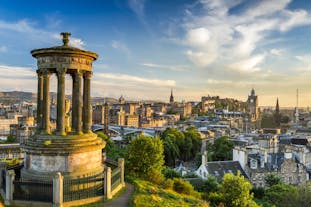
103;183;134;207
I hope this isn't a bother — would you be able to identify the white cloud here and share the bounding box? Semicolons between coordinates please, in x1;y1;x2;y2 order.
178;0;311;70
140;62;189;71
186;27;210;47
207;79;233;85
0;19;85;49
186;50;217;67
96;72;175;87
270;48;284;56
0;46;7;53
0;65;36;92
243;0;291;19
280;10;311;32
230;54;265;72
111;40;131;55
128;0;145;18
69;37;85;49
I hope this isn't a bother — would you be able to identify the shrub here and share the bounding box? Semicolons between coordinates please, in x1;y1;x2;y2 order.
162;167;181;179
173;178;195;195
148;171;164;185
163;179;174;189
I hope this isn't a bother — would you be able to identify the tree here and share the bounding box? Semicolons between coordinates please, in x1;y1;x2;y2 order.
162;166;181;179
220;173;258;207
6;134;15;143
265;174;282;187
281;115;290;124
263;183;298;207
161;127;185;164
183;126;202;159
126;135;164;182
97;131;126;160
261;114;276;128
202;175;219;193
180;136;193;161
162;137;179;166
209;136;234;161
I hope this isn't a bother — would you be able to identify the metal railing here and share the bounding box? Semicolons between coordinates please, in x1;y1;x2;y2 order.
111;168;121;191
13;178;53;202
105;158;118;170
63;173;105;202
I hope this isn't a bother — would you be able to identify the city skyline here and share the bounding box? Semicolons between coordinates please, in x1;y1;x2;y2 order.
0;0;311;106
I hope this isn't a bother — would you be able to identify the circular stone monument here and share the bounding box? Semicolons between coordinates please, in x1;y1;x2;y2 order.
21;32;105;180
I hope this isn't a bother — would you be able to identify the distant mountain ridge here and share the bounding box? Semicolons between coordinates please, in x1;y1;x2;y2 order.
0;91;118;104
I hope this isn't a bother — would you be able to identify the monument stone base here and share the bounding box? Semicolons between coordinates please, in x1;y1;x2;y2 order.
21;132;105;181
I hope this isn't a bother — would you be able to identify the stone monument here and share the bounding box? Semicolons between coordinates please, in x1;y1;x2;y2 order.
21;32;105;180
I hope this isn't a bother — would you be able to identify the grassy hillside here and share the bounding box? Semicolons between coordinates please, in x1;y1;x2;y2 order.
130;179;208;207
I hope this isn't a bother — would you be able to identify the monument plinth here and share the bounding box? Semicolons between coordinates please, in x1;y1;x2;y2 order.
22;33;105;180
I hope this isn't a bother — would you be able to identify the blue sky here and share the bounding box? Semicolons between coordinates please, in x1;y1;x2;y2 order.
1;0;311;106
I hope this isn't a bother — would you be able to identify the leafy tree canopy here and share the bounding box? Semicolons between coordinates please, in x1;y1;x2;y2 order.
208;136;234;161
265;174;282;187
220;173;257;207
126;135;164;182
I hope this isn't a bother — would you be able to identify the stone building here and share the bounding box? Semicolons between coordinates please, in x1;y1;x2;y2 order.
9;116;35;143
92;104;105;124
0;143;24;160
246;88;259;122
125;114;139;127
233;140;309;187
246;152;308;187
196;152;248;181
110;107;126;126
201;96;216;112
0;114;22;135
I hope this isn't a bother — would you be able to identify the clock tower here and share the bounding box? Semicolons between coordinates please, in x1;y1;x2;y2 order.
247;88;259;122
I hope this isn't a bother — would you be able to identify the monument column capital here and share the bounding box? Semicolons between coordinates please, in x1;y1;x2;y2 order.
83;71;92;79
57;68;67;76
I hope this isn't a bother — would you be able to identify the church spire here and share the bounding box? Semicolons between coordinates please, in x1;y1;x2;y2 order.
274;98;281;127
170;89;174;104
251;88;255;96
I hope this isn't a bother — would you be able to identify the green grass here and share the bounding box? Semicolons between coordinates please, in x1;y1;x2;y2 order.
130;179;208;207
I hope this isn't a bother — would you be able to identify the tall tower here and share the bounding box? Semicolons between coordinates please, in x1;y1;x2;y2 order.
294;89;299;124
169;89;174;104
246;88;259;122
274;98;281;127
22;33;105;181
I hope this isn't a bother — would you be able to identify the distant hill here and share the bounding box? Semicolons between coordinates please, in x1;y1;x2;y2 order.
0;91;36;104
0;91;118;104
91;97;118;104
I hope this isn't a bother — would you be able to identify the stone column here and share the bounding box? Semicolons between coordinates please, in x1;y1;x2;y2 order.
56;68;66;135
104;166;112;199
53;172;63;207
42;70;51;134
36;70;43;131
83;72;92;133
71;71;82;134
118;158;125;187
5;170;15;205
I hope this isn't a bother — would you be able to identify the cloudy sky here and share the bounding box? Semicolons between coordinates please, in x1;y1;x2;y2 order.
1;0;311;106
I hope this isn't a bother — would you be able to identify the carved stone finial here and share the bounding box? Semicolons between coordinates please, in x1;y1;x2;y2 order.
60;32;71;46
